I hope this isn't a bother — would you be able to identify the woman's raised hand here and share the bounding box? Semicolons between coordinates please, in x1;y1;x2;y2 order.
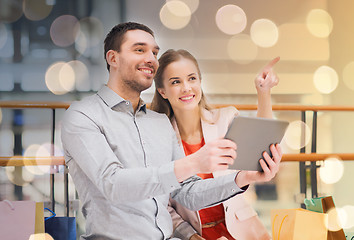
255;57;280;93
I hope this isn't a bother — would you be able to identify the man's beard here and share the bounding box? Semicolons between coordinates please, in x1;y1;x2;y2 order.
122;76;152;93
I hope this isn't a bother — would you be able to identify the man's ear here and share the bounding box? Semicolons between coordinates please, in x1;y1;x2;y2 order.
106;50;118;69
157;88;168;99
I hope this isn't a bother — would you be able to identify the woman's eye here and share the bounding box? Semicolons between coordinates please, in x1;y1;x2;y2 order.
136;49;144;53
190;76;196;81
171;80;179;85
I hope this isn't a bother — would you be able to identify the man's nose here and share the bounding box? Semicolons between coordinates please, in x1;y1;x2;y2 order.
145;51;157;64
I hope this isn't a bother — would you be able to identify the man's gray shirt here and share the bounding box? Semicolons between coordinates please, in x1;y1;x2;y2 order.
61;86;244;240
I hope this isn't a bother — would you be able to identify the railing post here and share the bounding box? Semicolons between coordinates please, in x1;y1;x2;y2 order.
311;111;318;198
299;111;307;208
50;109;56;212
64;167;69;217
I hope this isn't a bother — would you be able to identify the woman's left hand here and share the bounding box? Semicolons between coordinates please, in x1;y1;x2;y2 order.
235;144;282;188
255;57;280;93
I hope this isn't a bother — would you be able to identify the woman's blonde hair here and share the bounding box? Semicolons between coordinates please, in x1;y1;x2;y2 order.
150;49;212;121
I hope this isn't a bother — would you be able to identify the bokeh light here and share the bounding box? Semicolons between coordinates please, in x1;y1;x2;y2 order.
283;121;311;150
23;144;50;175
166;0;199;14
338;205;354;229
0;1;23;23
6;164;34;186
0;23;8;49
319;157;344;184
29;233;54;240
227;34;258;64
50;15;80;47
23;0;53;21
325;207;344;232
250;19;279;48
74;17;104;53
342;61;354;91
313;66;338;94
306;9;333;38
216;4;247;35
74;17;104;57
160;1;191;30
75;31;87;55
67;60;90;91
45;62;75;95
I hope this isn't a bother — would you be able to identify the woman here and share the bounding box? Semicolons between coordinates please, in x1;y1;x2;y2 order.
151;49;280;240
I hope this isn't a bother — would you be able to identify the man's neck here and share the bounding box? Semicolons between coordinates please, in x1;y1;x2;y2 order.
107;77;141;112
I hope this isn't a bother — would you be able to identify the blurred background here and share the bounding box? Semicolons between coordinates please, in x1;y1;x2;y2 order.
1;0;354;236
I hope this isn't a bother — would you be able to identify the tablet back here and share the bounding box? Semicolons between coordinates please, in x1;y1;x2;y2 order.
224;116;289;171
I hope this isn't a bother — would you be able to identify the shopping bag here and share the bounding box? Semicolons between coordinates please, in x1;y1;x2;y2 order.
29;233;54;240
35;202;45;234
271;208;328;240
0;200;36;240
305;196;346;240
346;232;354;240
44;208;76;240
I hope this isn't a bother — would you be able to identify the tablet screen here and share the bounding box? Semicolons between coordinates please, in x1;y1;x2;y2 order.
224;116;289;171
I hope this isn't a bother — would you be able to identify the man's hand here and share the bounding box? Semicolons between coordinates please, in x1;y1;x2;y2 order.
174;139;237;182
191;139;237;173
235;143;282;188
255;57;280;93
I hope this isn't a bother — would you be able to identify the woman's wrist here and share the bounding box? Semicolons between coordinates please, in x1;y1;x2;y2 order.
190;233;205;240
235;170;254;188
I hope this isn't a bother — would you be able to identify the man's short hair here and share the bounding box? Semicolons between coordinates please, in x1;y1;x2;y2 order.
104;22;155;71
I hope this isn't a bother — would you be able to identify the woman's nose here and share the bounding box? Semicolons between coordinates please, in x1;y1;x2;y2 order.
182;82;191;91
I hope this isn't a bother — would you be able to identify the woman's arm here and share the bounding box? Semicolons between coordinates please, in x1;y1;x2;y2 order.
168;198;200;240
254;57;280;119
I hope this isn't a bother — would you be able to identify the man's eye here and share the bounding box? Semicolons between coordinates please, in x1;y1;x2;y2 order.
190;77;196;81
136;49;144;53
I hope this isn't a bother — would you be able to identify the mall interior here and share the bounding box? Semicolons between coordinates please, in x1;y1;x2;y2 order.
1;0;354;238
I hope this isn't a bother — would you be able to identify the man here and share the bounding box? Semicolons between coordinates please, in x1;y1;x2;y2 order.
61;22;282;240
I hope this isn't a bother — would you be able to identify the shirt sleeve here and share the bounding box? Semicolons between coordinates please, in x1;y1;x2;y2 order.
171;172;246;211
61;106;181;204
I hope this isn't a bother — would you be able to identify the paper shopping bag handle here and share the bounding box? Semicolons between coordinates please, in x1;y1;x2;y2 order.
272;214;288;240
3;200;15;210
44;207;56;221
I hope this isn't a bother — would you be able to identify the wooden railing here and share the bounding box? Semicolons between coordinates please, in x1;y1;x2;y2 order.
2;153;354;167
1;101;354;209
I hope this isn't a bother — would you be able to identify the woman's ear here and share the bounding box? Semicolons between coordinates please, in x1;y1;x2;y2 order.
106;50;118;70
157;88;168;99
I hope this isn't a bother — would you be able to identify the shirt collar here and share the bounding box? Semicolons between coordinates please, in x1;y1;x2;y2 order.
97;85;147;113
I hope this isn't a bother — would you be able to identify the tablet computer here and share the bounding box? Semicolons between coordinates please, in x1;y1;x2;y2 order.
224;116;289;171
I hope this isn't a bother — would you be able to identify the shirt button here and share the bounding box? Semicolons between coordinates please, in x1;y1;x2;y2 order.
126;102;129;105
